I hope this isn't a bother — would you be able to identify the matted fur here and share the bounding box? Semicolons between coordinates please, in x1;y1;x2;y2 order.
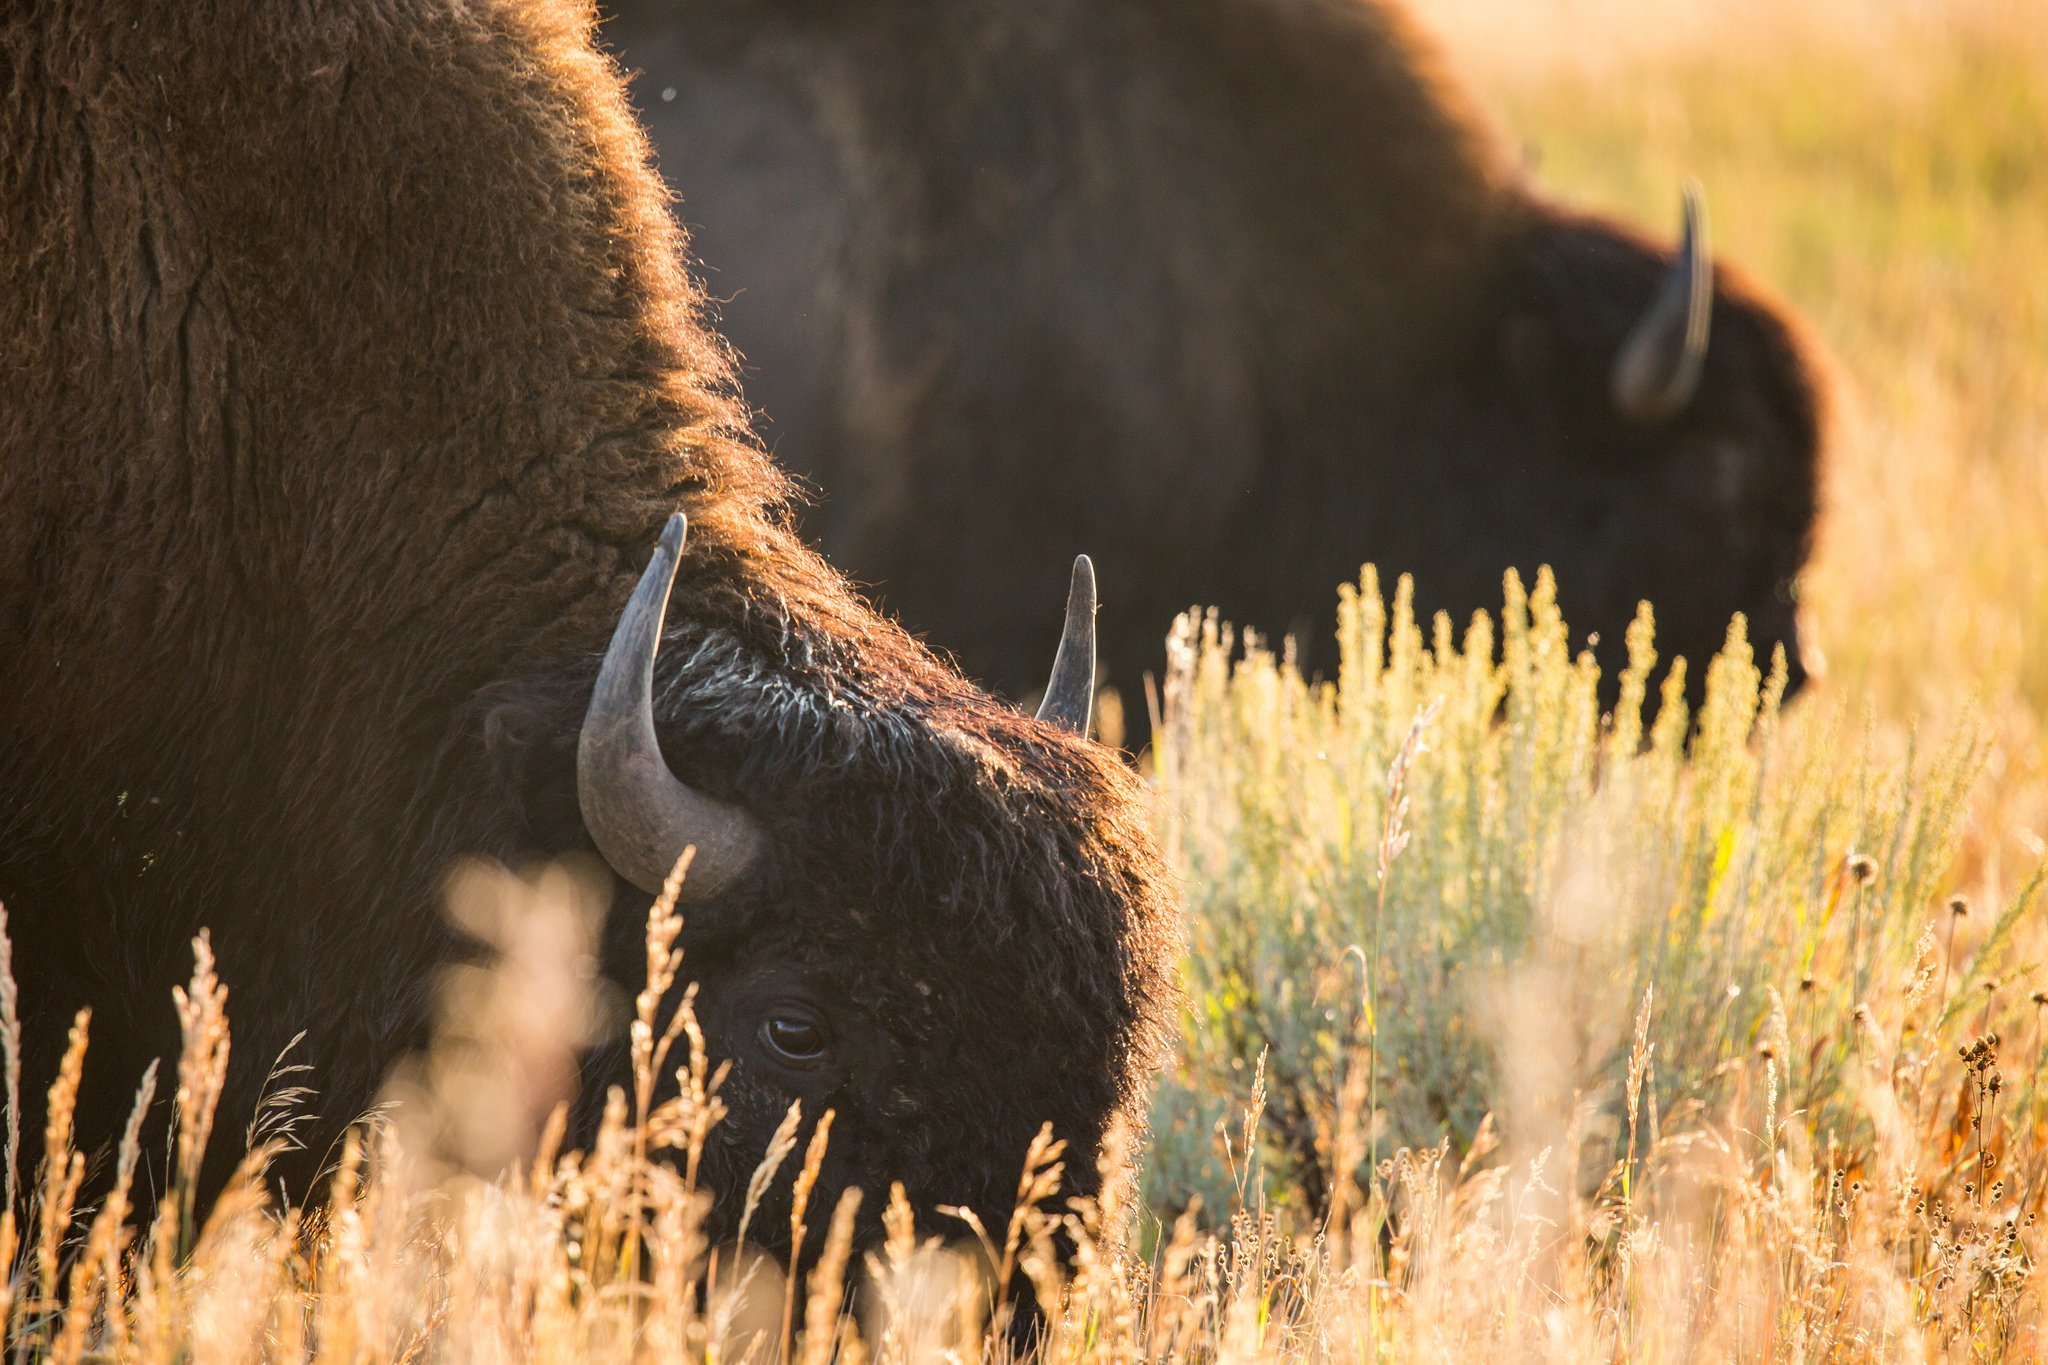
0;0;1177;1250
606;0;1827;736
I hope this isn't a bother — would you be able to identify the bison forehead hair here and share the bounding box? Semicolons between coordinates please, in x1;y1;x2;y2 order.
0;0;1179;1251
497;603;1177;1242
645;617;1175;1238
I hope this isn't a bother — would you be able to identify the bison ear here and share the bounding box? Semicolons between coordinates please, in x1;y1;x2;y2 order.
479;684;582;841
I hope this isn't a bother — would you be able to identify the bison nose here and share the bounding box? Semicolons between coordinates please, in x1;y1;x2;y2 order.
1780;641;1809;699
1785;603;1824;699
1764;600;1817;701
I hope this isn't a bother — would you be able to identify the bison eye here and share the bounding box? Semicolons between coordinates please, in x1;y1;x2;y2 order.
759;1009;831;1069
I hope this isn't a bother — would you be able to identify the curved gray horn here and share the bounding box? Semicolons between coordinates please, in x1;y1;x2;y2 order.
1036;555;1097;734
578;512;763;898
1611;182;1712;421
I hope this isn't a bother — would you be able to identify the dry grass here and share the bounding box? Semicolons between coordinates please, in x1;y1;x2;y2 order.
5;0;2045;1359
6;601;2042;1359
5;586;2044;1359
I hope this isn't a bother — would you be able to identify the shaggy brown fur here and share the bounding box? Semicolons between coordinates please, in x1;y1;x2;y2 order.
605;0;1827;741
0;0;1178;1251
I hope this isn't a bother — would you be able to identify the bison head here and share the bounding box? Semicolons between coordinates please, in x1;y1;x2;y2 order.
1462;187;1825;697
551;517;1171;1259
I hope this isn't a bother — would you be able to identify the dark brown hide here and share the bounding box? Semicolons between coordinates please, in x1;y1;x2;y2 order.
604;0;1827;740
0;0;1177;1254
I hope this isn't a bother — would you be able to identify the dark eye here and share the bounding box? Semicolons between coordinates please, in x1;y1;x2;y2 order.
758;1009;831;1069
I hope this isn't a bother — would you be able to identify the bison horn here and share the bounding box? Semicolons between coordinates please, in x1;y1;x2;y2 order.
578;512;763;899
1036;555;1097;734
1611;182;1712;421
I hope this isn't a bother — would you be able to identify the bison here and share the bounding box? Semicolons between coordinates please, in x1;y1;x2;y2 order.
0;0;1178;1258
604;0;1828;740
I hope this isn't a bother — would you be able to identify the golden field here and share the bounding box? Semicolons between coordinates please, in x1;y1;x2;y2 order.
6;1;2047;1359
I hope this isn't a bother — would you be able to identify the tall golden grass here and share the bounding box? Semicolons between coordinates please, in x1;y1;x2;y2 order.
3;0;2042;1358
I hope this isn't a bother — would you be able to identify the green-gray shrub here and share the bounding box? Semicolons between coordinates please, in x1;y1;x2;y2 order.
1146;567;2014;1216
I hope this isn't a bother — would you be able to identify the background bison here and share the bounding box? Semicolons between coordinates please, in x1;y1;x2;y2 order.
0;0;1176;1254
604;0;1828;738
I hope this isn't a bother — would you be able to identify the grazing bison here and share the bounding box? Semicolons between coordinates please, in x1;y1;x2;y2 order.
0;0;1177;1255
604;0;1828;738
